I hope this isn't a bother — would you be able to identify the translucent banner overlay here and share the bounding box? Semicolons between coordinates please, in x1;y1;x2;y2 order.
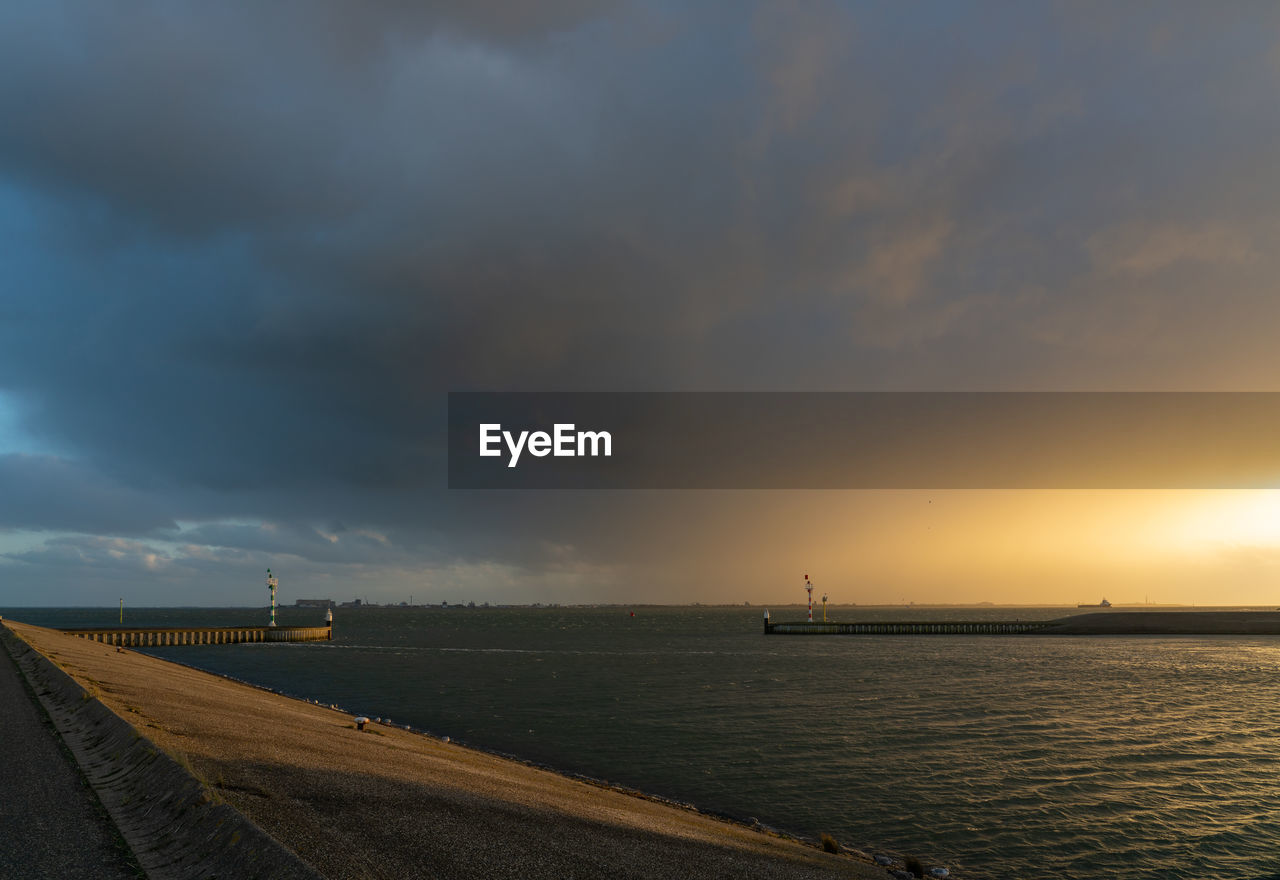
447;392;1280;489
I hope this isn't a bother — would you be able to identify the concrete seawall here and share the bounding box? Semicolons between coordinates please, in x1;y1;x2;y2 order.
61;624;332;647
8;620;888;880
0;622;323;880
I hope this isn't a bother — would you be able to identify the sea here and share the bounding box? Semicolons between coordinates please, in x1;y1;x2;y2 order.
8;604;1280;880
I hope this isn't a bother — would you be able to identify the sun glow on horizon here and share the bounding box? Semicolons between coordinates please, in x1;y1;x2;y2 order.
1152;490;1280;551
750;490;1280;607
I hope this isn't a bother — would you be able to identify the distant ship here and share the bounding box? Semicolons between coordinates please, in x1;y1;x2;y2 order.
1078;598;1112;608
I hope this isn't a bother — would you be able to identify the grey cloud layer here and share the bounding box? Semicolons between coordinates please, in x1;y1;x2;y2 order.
1;2;1279;600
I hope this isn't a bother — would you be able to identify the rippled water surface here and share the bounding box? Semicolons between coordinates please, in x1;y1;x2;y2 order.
13;605;1280;879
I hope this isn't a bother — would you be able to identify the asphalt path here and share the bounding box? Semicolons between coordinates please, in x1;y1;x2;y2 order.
0;641;140;879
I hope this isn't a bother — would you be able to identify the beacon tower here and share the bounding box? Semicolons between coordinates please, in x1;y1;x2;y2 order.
267;568;278;627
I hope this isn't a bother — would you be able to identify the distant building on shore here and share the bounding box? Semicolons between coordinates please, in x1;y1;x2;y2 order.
295;598;334;608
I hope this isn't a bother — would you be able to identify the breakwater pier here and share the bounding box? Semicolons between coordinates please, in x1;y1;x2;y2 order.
764;610;1280;636
766;619;1052;635
60;623;332;647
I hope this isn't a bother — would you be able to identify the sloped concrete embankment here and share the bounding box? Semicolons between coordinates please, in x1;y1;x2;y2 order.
0;623;323;880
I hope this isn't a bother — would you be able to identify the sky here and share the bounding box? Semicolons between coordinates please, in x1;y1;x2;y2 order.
2;2;1280;607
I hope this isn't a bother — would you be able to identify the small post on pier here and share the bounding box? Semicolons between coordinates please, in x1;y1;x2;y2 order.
119;598;123;624
763;609;770;634
822;592;828;622
267;569;278;627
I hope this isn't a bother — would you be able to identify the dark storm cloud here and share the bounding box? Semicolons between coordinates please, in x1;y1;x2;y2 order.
2;1;1280;601
0;454;177;534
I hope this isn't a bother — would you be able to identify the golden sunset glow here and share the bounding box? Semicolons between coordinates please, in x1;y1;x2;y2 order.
1155;491;1280;550
630;490;1280;608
